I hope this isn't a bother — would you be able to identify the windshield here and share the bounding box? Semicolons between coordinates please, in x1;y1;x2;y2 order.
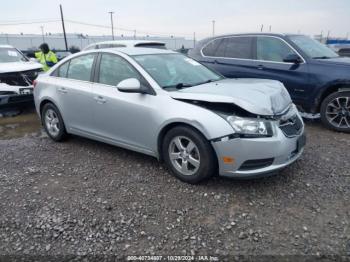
288;35;339;59
0;48;28;63
133;53;223;90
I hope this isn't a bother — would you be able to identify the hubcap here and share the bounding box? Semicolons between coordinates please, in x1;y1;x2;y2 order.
326;96;350;129
45;109;60;137
168;136;200;176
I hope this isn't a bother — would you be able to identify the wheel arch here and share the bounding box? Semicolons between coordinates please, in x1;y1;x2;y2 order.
39;99;59;115
156;122;218;165
317;81;350;111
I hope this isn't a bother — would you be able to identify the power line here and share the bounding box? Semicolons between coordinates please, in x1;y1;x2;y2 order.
0;18;194;38
0;20;60;26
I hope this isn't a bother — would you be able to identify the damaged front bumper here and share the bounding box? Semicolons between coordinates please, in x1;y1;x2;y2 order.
211;115;305;178
0;85;34;109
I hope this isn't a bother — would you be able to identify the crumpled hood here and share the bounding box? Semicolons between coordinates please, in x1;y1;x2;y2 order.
170;78;292;116
0;61;42;74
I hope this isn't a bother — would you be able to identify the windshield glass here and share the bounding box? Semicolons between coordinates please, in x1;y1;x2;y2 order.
0;48;28;63
133;53;223;89
288;35;339;59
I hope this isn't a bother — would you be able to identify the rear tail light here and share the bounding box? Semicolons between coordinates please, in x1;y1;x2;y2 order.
33;80;38;88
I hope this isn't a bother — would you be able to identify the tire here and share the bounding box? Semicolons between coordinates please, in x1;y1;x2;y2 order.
320;91;350;133
41;103;68;141
162;125;217;184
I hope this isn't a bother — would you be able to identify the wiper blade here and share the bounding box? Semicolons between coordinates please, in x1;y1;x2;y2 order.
193;79;219;86
313;56;332;59
162;83;193;89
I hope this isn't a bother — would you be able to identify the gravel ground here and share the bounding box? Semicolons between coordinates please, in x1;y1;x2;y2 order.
0;113;349;261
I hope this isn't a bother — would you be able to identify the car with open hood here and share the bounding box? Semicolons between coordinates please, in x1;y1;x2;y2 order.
33;48;305;184
0;45;42;108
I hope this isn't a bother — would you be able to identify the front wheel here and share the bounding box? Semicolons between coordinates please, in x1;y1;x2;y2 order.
320;91;350;133
162;126;217;184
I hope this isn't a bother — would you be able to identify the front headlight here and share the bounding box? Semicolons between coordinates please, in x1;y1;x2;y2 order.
226;116;273;137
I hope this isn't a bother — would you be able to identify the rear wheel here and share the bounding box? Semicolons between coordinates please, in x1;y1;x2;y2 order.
320;91;350;133
41;103;68;141
162;126;216;184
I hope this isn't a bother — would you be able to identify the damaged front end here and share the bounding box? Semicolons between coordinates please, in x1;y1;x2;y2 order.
0;69;42;108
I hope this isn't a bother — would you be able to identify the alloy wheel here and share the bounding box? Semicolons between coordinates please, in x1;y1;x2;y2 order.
44;109;60;137
168;136;200;176
326;96;350;129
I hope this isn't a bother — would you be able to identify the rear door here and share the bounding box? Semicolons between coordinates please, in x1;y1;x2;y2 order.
54;53;96;132
251;36;311;103
199;36;257;78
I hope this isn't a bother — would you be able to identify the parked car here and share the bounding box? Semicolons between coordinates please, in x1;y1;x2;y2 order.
53;50;72;61
34;48;305;183
189;33;350;132
83;40;166;51
338;48;350;58
0;45;42;108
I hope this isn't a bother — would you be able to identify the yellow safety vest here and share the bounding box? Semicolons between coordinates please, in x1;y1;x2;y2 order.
35;51;58;72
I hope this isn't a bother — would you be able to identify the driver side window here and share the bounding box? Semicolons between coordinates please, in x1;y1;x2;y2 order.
257;37;296;62
98;54;142;86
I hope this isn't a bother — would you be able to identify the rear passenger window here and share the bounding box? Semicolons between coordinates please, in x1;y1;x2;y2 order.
202;39;223;56
221;37;254;59
98;54;142;86
67;54;95;81
202;37;254;59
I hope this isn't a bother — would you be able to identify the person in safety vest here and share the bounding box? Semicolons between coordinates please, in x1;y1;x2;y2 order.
35;43;58;72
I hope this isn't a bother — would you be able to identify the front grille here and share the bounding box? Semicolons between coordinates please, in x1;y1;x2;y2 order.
279;115;303;137
0;69;40;86
239;158;274;171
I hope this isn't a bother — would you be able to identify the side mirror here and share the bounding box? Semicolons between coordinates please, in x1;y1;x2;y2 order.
283;53;303;64
117;78;143;93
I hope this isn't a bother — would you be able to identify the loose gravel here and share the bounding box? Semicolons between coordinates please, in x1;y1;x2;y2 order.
0;115;349;261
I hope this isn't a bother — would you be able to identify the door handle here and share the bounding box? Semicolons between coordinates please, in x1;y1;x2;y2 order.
257;65;265;70
94;96;107;104
58;87;68;94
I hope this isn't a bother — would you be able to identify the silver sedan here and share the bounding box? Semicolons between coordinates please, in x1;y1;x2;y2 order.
34;48;305;184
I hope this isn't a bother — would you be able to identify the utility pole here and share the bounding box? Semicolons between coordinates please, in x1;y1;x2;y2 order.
326;30;331;41
134;30;136;39
269;25;271;32
60;4;68;51
193;32;196;48
108;11;115;40
212;20;215;36
260;24;264;32
40;26;45;42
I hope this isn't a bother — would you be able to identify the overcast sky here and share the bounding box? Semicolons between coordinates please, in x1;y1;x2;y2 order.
0;0;349;39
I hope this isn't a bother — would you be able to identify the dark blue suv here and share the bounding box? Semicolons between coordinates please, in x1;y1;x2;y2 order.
189;33;350;132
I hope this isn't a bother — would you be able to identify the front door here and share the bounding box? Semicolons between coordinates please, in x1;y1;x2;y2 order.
251;36;311;105
91;53;157;152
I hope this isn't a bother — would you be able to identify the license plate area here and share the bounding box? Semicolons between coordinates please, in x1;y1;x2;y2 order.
19;88;33;95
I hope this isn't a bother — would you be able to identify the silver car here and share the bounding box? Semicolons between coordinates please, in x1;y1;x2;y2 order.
33;48;305;184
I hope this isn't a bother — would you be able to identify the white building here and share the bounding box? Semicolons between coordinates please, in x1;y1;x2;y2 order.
0;33;195;51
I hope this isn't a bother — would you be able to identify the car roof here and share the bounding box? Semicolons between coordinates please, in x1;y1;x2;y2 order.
87;47;176;56
201;33;304;41
84;40;166;49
